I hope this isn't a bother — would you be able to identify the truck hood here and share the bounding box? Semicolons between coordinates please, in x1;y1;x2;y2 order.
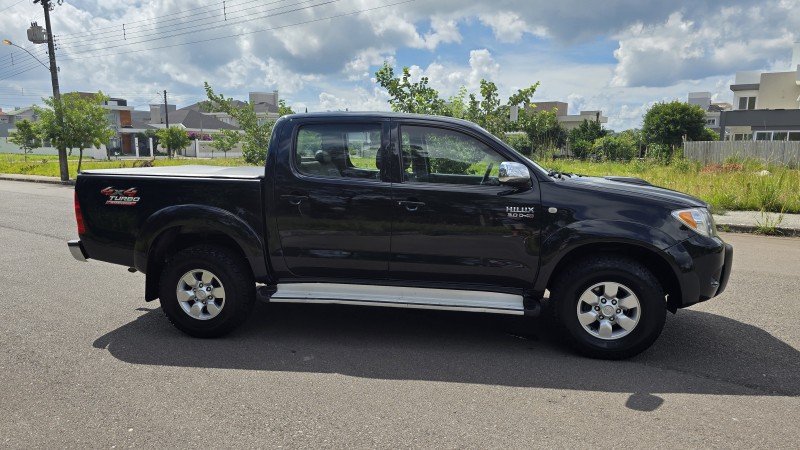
561;175;707;208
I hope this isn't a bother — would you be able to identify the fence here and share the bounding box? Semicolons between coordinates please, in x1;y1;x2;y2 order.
684;141;800;167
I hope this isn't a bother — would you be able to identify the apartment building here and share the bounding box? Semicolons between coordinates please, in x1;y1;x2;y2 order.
719;44;800;141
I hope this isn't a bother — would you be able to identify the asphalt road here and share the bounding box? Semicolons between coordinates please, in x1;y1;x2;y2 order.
1;180;798;449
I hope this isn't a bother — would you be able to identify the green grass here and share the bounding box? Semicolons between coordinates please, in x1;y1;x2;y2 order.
2;153;799;213
545;158;800;214
0;154;249;179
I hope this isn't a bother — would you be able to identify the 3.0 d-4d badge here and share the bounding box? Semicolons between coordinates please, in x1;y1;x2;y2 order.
506;206;535;218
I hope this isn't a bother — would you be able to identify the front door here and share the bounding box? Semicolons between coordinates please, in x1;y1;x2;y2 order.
389;122;541;290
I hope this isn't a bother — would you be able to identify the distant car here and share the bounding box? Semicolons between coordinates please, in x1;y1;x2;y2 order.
68;112;733;359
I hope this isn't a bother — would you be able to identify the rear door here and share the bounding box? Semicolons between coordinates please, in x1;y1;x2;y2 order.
272;119;393;279
388;121;542;289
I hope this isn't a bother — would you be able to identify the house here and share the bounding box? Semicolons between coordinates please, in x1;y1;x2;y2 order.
718;43;800;141
3;106;37;125
179;91;281;127
516;101;608;130
687;92;732;134
0;107;9;124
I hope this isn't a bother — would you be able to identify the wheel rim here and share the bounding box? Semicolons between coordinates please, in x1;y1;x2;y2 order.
575;281;641;340
176;269;226;321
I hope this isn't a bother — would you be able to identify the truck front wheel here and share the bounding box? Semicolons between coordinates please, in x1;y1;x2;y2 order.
158;245;255;338
551;256;666;359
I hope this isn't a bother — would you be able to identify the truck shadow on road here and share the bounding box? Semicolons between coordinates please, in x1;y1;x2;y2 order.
94;303;799;401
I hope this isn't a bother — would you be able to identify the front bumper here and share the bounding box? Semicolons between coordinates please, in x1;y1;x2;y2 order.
666;236;733;308
68;239;88;262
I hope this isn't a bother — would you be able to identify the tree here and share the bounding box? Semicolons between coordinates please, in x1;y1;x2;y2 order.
34;92;115;173
374;62;447;115
210;129;241;158
8;119;41;162
568;119;608;159
642;101;707;159
203;83;291;165
515;107;566;157
592;134;637;161
374;63;540;140
156;127;190;158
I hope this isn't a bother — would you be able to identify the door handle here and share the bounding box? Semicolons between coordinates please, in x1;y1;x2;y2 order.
397;200;425;212
281;194;309;206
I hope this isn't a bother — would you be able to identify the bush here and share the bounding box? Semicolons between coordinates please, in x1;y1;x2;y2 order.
592;135;637;161
570;140;592;159
503;133;532;155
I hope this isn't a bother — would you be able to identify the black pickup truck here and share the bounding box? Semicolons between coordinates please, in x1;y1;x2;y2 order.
68;112;732;359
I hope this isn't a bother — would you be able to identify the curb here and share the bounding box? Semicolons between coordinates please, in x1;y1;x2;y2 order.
0;174;74;186
716;223;800;238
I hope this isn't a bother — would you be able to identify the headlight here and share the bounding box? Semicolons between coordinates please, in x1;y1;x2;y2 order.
672;208;716;237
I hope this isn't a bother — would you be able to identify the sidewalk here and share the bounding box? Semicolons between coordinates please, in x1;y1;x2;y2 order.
1;173;798;236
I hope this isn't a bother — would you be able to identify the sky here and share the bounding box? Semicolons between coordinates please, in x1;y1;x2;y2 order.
1;0;799;131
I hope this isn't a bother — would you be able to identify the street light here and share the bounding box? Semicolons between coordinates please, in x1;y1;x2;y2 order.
2;39;50;71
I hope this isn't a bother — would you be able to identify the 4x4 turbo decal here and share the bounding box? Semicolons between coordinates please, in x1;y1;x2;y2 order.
100;186;140;206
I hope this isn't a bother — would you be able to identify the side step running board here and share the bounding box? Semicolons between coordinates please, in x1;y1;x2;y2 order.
266;283;525;315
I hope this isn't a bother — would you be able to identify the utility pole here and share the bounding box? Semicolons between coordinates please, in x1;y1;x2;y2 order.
163;90;170;158
36;0;68;182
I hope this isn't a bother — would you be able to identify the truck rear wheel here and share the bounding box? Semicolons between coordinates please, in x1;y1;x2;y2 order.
550;256;666;359
159;245;255;338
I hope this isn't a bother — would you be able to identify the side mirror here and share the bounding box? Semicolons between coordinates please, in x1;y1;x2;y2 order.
498;162;531;189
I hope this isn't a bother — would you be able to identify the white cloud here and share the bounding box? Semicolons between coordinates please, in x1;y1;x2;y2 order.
479;11;543;42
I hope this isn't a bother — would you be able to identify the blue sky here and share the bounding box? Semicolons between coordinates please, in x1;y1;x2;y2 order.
1;0;799;130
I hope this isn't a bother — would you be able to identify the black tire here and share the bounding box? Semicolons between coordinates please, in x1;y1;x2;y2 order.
159;245;255;338
550;256;666;360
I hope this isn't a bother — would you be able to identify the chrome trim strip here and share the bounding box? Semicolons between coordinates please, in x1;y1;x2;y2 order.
270;283;524;315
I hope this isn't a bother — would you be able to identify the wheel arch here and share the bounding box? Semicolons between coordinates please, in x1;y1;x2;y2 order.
134;205;270;301
536;221;684;312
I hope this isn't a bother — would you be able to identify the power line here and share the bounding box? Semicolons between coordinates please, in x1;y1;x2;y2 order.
57;0;266;43
57;0;414;62
0;62;42;81
59;0;340;52
0;0;28;14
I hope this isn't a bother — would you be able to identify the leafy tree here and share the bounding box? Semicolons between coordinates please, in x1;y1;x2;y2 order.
503;133;532;155
374;63;541;141
203;82;291;165
592;134;637;161
569;119;607;144
374;62;447;115
34;92;115;173
642;101;707;158
516;107;566;157
156;127;190;158
210;129;241;158
567;119;607;159
699;127;720;141
278;99;295;116
8;119;40;162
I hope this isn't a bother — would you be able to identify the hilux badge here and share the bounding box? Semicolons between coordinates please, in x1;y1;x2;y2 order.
506;206;535;218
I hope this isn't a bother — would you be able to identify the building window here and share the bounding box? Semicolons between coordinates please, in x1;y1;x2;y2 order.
755;132;772;141
738;96;756;110
733;133;752;141
753;131;800;141
706;118;717;126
